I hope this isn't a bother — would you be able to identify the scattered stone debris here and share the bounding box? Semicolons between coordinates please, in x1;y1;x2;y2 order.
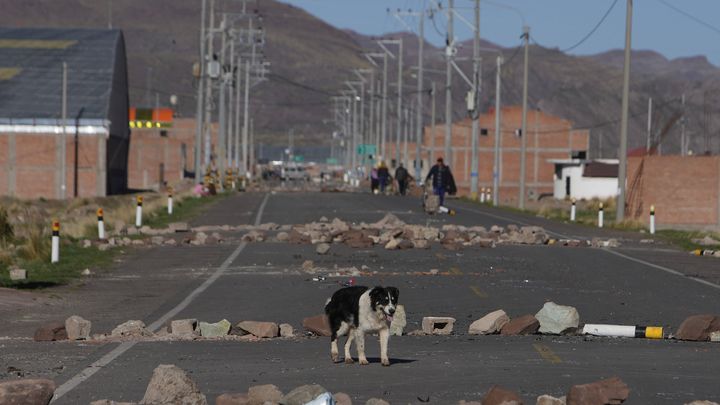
303;314;332;337
536;394;566;405
111;320;153;338
501;314;540;336
675;314;720;341
389;305;407;336
482;385;523;405
316;243;331;255
171;319;199;337
365;399;390;405
235;321;279;338
566;376;629;405
691;235;720;246
422;316;456;335
65;315;91;340
591;238;620;248
535;302;580;335
280;384;327;405
141;364;208;405
199;319;232;338
34;321;68;342
468;309;509;335
0;378;56;405
280;323;295;338
685;401;720;405
169;222;190;233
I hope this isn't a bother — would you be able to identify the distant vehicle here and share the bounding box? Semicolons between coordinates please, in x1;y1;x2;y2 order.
281;164;310;181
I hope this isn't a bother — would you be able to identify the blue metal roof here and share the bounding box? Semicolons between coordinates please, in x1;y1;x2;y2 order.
0;28;122;121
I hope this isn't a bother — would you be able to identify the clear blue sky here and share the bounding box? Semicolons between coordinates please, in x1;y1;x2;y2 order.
280;0;720;66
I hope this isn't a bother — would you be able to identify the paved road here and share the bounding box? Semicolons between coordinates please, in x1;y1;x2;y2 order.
2;191;720;404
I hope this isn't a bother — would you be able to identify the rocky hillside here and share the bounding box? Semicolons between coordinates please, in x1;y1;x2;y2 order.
1;0;718;155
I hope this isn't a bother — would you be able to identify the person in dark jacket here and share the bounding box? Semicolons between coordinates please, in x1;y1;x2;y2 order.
377;162;391;193
425;157;456;206
394;163;410;196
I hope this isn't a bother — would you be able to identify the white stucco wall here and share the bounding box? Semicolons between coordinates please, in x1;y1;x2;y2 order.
553;164;618;200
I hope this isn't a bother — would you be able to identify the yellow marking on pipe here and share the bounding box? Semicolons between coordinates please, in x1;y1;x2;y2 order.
0;67;21;80
469;286;487;298
0;39;77;49
645;326;663;339
533;343;562;364
449;267;463;275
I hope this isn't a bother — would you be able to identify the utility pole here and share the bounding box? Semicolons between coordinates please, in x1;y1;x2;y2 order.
59;62;68;199
469;0;481;200
203;0;215;169
381;55;388;162
492;55;502;206
217;14;228;187
430;81;436;165
616;0;633;222
403;106;410;168
235;56;241;169
519;25;530;209
194;0;206;182
249;118;255;175
444;0;454;166
227;35;235;168
242;59;250;175
680;93;686;156
415;10;425;182
646;97;652;153
394;40;404;167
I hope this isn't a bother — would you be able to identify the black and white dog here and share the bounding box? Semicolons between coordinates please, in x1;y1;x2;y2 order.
324;286;399;366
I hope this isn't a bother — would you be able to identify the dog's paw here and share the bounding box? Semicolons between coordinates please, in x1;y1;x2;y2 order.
381;358;391;367
344;357;355;364
359;358;369;365
331;353;339;363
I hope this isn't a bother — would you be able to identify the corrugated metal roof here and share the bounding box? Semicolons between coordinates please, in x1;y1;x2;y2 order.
0;28;121;121
583;161;619;178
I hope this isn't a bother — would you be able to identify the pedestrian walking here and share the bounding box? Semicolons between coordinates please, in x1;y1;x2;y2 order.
378;162;391;194
425;157;456;206
395;163;410;196
370;167;379;194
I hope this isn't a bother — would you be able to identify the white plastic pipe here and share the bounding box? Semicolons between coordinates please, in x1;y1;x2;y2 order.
649;205;655;234
598;203;604;228
135;197;143;228
480;188;486;203
582;324;635;338
51;235;59;263
570;200;576;222
98;220;105;240
168;196;173;215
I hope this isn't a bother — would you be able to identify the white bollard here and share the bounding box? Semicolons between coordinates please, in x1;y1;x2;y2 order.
582;324;663;339
598;202;604;228
167;188;173;215
570;198;577;222
480;188;486;203
135;196;143;227
487;189;492;203
649;205;655;235
51;220;60;263
97;208;105;240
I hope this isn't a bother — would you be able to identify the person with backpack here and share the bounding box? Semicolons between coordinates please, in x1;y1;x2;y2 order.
394;163;410;196
424;157;456;206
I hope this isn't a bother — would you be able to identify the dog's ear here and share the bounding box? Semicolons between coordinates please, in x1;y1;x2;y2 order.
387;287;399;302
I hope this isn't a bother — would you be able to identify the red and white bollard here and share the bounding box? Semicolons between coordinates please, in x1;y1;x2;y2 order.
650;205;655;235
135;196;143;227
51;220;60;263
168;188;174;215
97;208;105;240
598;202;604;228
570;198;577;222
480;188;486;203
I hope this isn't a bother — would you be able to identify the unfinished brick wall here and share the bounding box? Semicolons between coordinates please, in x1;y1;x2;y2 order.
627;156;720;229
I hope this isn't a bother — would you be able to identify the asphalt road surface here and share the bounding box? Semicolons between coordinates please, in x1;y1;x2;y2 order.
2;191;719;404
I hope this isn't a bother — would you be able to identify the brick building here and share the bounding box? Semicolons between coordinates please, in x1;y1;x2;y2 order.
0;28;130;199
627;156;720;229
386;106;589;204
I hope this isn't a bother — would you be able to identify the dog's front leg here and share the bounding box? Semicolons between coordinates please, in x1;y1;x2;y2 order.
379;328;390;366
355;330;369;365
344;330;355;364
331;338;339;363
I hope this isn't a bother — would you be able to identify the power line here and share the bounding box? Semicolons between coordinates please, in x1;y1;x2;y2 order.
656;0;720;37
562;0;619;52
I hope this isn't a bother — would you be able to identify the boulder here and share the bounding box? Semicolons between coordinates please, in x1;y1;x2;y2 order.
685;402;720;405
482;385;523;405
334;392;353;405
365;400;390;405
34;321;68;342
0;378;55;405
316;243;331;255
215;393;249;405
675;314;720;341
280;384;327;405
111;320;153;337
389;305;407;336
248;384;283;405
422;316;456;335
198;319;231;338
372;213;405;229
171;319;198;337
501;315;540;336
535;302;580;335
468;309;509;335
276;231;290;242
236;321;279;338
150;236;165;246
566;377;629;405
385;239;401;250
140;364;207;405
169;222;190;232
536;395;566;405
711;331;720;342
303;314;332;337
65;315;91;340
280;323;295;337
193;232;208;245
